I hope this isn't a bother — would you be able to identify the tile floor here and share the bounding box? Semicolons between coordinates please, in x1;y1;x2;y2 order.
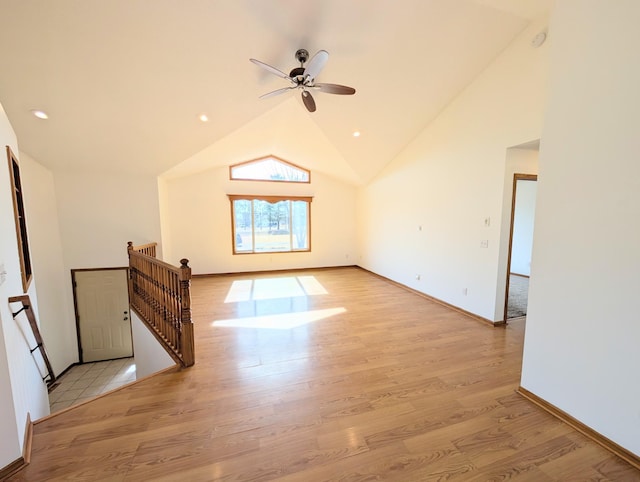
48;357;136;413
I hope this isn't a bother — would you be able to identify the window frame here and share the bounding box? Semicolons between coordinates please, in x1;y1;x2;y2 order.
229;155;311;183
6;146;33;292
228;195;313;255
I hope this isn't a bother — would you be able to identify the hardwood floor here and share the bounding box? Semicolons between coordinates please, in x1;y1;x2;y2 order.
9;267;639;481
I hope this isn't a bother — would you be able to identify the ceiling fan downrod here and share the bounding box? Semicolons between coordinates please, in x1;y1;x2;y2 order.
290;49;309;80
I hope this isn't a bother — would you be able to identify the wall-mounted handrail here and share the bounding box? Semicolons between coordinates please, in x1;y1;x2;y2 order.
8;295;56;386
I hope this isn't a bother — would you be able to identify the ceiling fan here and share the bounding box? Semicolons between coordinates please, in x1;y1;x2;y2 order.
250;49;356;112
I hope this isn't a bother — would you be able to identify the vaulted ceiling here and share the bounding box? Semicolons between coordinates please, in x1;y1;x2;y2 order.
0;0;551;185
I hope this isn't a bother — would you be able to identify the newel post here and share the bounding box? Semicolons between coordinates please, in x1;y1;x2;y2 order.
179;258;195;367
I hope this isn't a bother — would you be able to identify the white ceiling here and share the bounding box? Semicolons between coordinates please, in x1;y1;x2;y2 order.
0;0;551;184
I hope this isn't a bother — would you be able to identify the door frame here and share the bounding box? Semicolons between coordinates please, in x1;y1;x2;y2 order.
503;174;537;323
71;267;130;363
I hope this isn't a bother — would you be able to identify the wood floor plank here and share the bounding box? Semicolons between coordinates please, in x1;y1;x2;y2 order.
9;267;639;481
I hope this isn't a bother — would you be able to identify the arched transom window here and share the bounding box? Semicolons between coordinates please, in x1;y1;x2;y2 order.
229;155;310;183
228;156;312;254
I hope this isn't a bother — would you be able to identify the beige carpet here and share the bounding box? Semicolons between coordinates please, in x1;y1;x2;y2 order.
507;274;529;318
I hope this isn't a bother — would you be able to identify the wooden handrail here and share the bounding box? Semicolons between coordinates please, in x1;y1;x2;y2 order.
8;295;56;387
127;242;194;367
127;241;157;258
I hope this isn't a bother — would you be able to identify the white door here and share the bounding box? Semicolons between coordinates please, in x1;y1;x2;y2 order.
75;269;133;362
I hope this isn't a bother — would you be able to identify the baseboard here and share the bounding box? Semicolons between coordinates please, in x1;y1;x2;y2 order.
192;265;500;327
48;362;79;393
357;267;499;327
517;386;640;470
0;457;24;480
0;413;33;479
23;413;32;465
56;362;78;380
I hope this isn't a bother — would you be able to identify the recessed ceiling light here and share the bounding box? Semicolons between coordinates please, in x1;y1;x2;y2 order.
353;131;361;137
199;114;209;122
31;109;48;119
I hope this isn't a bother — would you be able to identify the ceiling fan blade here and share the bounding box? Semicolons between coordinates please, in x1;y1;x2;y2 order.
250;58;293;82
301;90;316;112
313;83;356;95
303;50;329;84
259;86;296;99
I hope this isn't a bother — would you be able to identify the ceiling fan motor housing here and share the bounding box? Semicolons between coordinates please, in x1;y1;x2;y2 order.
289;66;305;82
295;48;309;64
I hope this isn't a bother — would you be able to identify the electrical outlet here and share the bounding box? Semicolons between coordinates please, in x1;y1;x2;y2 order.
415;274;421;281
480;240;489;248
0;263;6;286
463;288;468;296
484;217;491;227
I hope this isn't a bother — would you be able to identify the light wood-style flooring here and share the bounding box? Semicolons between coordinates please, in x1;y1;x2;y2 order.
9;267;639;481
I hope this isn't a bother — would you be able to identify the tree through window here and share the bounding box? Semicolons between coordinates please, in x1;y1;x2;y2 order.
229;196;311;254
229;156;310;183
229;156;312;254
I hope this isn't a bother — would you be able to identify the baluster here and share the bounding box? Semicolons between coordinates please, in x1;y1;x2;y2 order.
127;243;194;366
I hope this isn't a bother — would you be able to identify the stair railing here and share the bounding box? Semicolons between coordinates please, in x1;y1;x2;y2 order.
126;242;194;367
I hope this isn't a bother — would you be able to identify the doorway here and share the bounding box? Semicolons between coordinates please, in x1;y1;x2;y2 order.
504;174;537;322
72;268;133;363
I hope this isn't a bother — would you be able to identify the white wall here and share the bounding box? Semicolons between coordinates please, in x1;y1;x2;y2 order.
162;165;358;274
494;147;538;320
157;176;170;261
0;309;20;469
358;18;549;322
19;152;77;376
522;0;640;455
54;170;163;269
0;103;50;469
53;170;163;360
510;179;537;276
130;312;175;379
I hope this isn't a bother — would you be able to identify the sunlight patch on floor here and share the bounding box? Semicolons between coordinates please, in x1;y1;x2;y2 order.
297;276;328;295
224;279;253;303
253;278;304;300
212;307;346;329
224;276;328;303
